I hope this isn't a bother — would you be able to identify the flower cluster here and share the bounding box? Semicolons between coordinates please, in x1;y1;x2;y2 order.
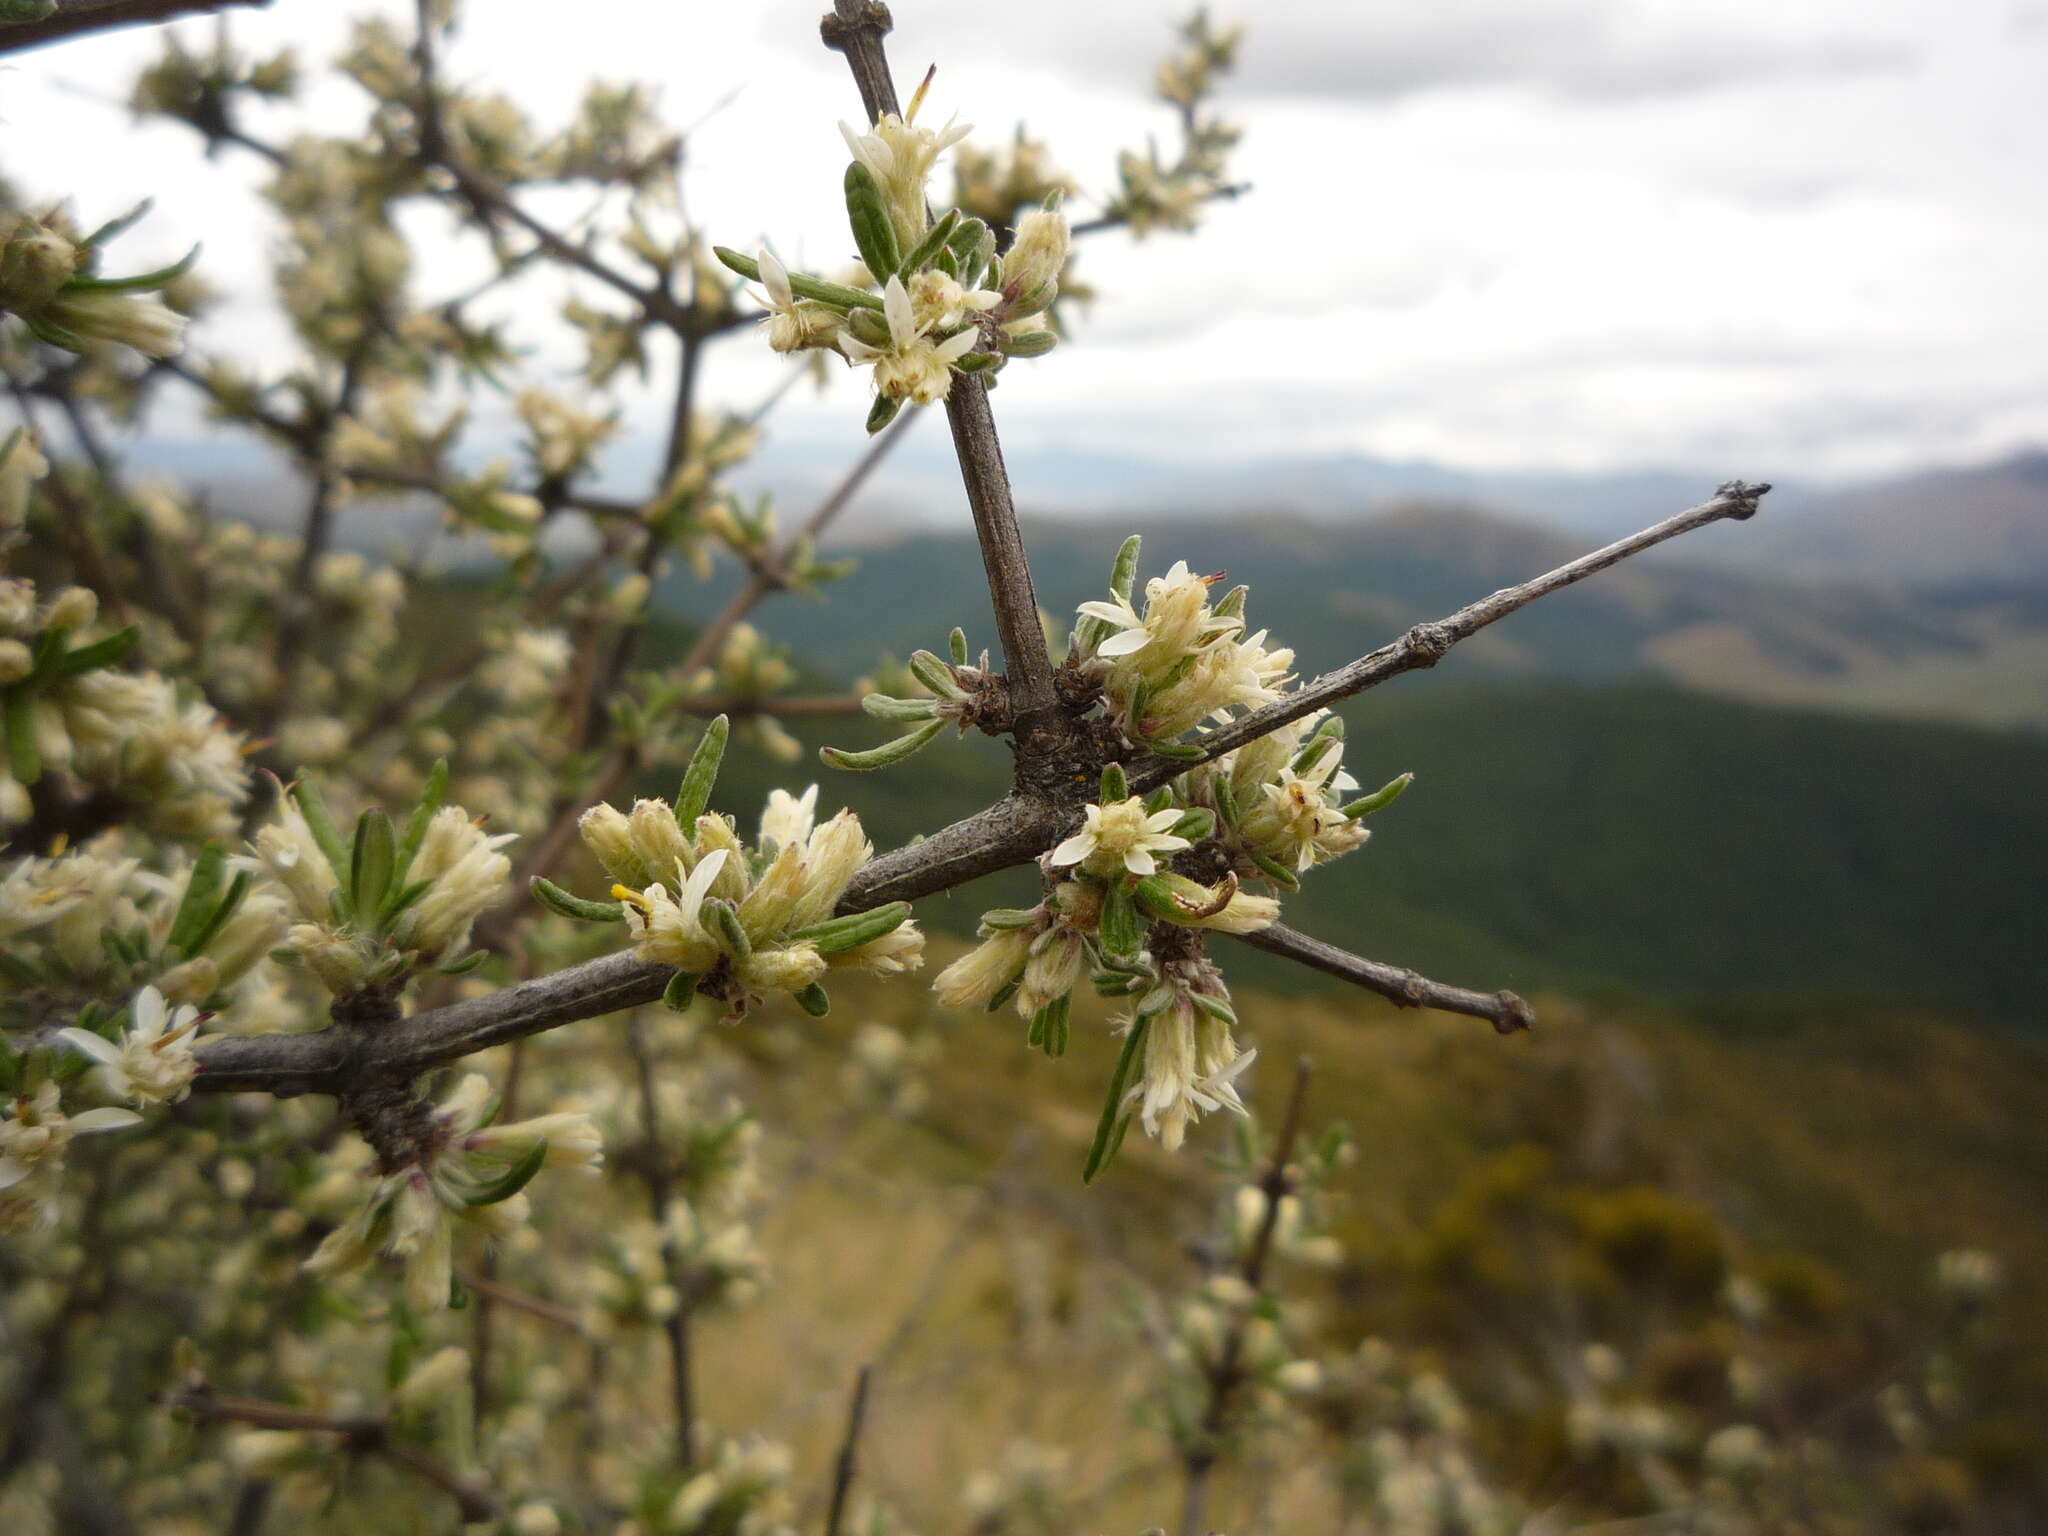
0;561;250;841
0;205;193;358
717;77;1071;431
255;763;512;996
305;1071;602;1313
548;717;924;1018
0;1080;140;1232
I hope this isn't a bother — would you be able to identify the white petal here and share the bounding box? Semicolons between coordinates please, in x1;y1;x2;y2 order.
69;1107;144;1134
1143;808;1186;833
1146;834;1192;855
1076;600;1136;626
882;276;915;348
934;328;978;364
130;986;167;1038
1048;833;1094;867
0;1158;29;1191
757;249;793;310
1124;848;1158;876
680;848;728;916
1096;628;1151;658
57;1028;123;1066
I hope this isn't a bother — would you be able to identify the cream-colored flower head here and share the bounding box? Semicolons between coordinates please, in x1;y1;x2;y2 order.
1049;796;1190;878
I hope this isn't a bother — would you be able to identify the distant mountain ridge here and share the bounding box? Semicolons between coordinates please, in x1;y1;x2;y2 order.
660;496;2048;731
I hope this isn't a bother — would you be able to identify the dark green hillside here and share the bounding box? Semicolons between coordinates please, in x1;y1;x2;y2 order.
695;679;2048;1023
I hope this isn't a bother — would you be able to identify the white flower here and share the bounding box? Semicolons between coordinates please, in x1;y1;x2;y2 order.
1049;796;1190;877
838;274;979;405
757;783;818;852
58;985;203;1106
619;846;730;974
750;249;842;353
0;1083;140;1229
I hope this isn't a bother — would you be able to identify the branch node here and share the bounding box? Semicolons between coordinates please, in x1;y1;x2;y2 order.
1716;479;1773;519
820;2;893;55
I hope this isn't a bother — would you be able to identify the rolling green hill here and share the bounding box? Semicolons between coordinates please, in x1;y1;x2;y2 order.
692;680;2047;1024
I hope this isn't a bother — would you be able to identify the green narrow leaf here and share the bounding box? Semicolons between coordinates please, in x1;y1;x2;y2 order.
1170;808;1215;841
78;199;152;250
947;627;969;666
1108;535;1143;603
165;842;228;956
673;714;729;826
1148;739;1208;761
843;162;902;284
1099;762;1129;803
907;650;965;699
530;876;626;923
289;778;352;903
819;716;946;772
860;693;939;722
391;758;449;887
1248;851;1302;890
44;625;140;681
1098;879;1142;960
462;1139;549;1206
795;982;831;1017
1212;776;1240;829
62;243;200;293
188;870;253;959
350;809;396;919
707;900;751;960
710;246;883;310
1083;1016;1152;1183
3;688;39;786
662;970;700;1011
865;393;904;436
435;950;488;976
787;901;911;955
894;207;961;280
1343;772;1415;820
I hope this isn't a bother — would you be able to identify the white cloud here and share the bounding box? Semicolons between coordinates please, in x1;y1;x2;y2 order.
2;0;2044;489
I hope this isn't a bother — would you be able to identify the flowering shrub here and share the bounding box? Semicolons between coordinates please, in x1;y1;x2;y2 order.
0;5;1950;1535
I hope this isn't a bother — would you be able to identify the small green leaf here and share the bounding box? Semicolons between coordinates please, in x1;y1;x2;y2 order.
707;900;751;960
894;206;961;280
165;842;229;957
436;950;488;976
1098;879;1142;960
819;716;946;772
1099;763;1129;803
530;876;626;923
843;162;902;286
1084;1016;1151;1184
907;650;965;699
62;243;199;293
865;393;904;436
1170;808;1215;841
351;809;396;919
947;627;969;666
1212;776;1240;829
1248;851;1302;890
188;870;253;958
711;246;882;310
662;970;700;1011
795;982;831;1017
787;901;911;955
43;625;140;681
860;693;938;722
289;778;353;908
3;688;39;786
391;758;449;888
462;1139;548;1206
1343;772;1414;820
673;715;729;826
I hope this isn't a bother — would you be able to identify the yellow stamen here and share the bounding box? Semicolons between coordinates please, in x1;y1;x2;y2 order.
611;884;649;913
906;63;936;124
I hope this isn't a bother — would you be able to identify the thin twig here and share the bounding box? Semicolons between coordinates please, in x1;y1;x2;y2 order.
821;1364;873;1536
821;0;1061;741
626;1014;697;1468
1177;1058;1312;1536
1233;922;1535;1033
163;1388;502;1524
192;489;1753;1099
0;0;266;56
1131;481;1771;790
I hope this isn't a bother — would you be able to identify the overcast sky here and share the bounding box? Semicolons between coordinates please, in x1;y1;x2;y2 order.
6;0;2047;491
